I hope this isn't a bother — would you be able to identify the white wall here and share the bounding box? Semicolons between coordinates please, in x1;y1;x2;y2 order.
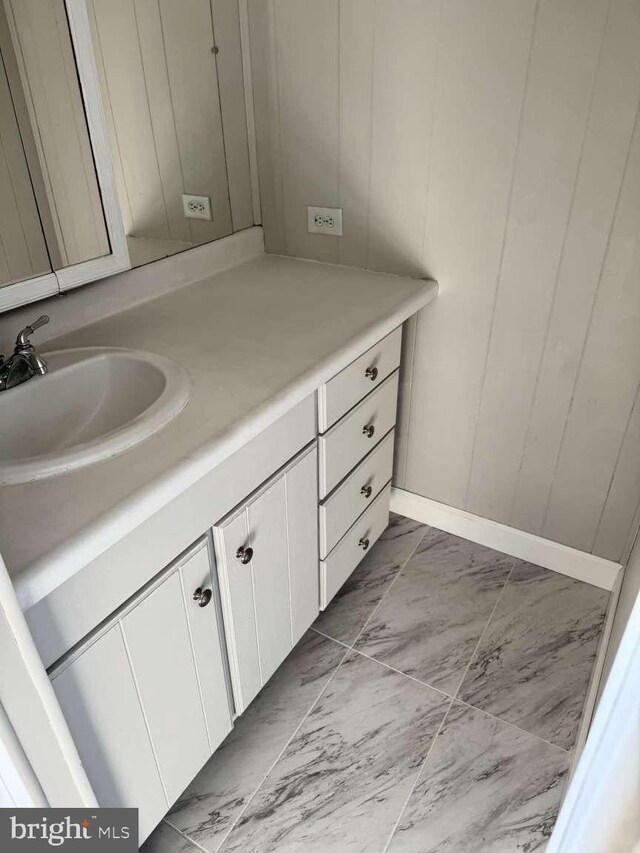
248;0;640;564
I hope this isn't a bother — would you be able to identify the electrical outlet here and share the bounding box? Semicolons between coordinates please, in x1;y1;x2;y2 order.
182;194;212;221
307;206;343;236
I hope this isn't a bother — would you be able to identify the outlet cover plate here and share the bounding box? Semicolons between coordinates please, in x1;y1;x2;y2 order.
307;206;343;236
183;194;212;221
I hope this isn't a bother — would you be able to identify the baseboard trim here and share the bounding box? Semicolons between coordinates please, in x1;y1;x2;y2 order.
390;488;621;591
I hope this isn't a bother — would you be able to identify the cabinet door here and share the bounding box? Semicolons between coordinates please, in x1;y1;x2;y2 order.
214;444;319;713
180;542;234;747
51;537;232;841
51;626;167;842
284;444;319;643
214;508;262;710
122;573;209;806
249;477;292;685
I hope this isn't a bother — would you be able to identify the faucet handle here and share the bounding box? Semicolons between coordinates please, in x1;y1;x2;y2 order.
16;315;49;348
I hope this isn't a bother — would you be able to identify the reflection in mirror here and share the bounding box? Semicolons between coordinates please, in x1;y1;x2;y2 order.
88;0;237;269
0;0;111;289
0;46;51;288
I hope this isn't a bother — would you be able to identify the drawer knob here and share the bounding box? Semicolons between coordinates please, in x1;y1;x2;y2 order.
361;484;373;499
193;587;213;607
236;545;253;564
362;424;375;439
358;537;370;551
365;365;378;382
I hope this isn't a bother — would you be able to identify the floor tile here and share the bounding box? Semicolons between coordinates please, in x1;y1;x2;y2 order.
313;513;427;645
219;651;449;853
459;562;608;749
388;702;569;853
354;529;514;694
142;821;199;853
167;630;345;851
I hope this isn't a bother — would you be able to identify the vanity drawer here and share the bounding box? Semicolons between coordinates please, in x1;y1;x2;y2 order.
319;430;394;558
320;482;391;609
318;327;402;432
318;370;399;498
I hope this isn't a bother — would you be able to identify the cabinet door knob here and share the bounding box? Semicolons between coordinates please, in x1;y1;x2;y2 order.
358;537;370;551
361;484;373;499
362;424;375;439
236;545;253;564
365;365;378;381
193;587;213;607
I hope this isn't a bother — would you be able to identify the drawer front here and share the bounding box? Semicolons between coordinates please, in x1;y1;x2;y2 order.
319;430;395;558
319;370;399;498
320;482;391;609
318;327;402;432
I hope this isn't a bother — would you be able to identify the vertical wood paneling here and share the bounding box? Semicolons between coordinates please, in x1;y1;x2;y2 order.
466;0;609;521
211;0;254;232
91;0;168;239
542;112;640;552
594;386;640;561
405;0;537;507
158;0;232;243
512;0;640;536
248;0;285;253
336;0;375;269
276;0;339;263
366;0;440;277
134;0;191;243
90;0;243;247
8;0;110;266
0;53;50;285
249;0;640;561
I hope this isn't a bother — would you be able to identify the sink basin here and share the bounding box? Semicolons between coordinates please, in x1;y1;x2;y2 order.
0;347;190;485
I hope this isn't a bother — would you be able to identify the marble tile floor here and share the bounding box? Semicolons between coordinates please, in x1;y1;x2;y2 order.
143;513;609;853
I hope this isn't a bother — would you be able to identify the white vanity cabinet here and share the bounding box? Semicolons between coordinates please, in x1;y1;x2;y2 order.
49;537;232;842
213;443;319;714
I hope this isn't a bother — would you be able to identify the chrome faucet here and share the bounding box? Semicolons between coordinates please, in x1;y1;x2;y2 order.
0;315;50;392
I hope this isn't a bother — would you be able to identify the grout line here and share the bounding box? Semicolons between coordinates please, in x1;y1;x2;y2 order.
163;819;211;853
314;565;571;755
381;695;456;853
347;647;452;701
311;625;453;702
456;699;570;754
348;527;428;651
185;523;430;851
210;642;352;851
452;561;516;700
309;625;351;650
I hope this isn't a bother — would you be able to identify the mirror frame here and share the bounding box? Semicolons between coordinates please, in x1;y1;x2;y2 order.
0;0;130;313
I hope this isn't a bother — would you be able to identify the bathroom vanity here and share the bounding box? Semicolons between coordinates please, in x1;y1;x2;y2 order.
0;249;436;840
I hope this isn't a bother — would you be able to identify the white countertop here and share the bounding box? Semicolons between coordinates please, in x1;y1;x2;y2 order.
1;254;436;609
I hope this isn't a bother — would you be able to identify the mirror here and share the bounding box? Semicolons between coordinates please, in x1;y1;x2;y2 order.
0;0;254;308
88;0;252;269
0;0;110;290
